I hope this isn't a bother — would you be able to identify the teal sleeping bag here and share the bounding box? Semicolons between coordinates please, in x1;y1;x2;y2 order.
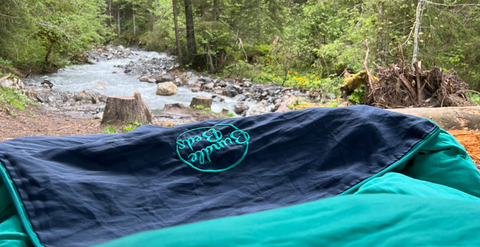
1;106;480;246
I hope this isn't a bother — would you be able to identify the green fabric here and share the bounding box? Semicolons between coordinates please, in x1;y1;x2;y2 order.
95;194;480;247
401;129;480;197
4;127;480;247
0;180;32;247
96;128;480;247
355;172;480;203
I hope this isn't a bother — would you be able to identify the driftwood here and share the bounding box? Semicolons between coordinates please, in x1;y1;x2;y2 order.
101;92;152;125
387;106;480;130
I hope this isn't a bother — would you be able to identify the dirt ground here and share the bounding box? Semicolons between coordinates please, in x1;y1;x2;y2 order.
447;130;480;169
0;105;479;171
0;105;104;141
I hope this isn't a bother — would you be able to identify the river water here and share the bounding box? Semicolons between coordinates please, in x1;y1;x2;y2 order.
30;51;236;113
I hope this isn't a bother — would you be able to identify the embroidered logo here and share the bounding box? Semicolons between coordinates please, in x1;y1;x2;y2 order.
176;124;250;172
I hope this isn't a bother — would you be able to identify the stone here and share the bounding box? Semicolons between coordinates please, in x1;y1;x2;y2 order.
338;101;352;108
75;89;99;104
139;76;150;82
41;79;53;89
174;78;183;86
216;80;227;87
204;83;214;90
94;112;103;119
107;54;113;60
326;93;337;100
245;103;270;117
187;78;197;85
234;103;248;115
159;75;174;82
163;103;185;112
156;82;178;96
223;89;238;98
190;96;213;108
275;96;297;113
199;77;213;84
212;95;225;102
148;78;157;83
234;94;246;102
221;109;230;116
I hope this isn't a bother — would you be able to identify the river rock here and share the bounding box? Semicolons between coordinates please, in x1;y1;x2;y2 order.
139;76;150;82
158;75;174;82
325;93;336;100
245;103;270;117
148;78;157;83
156;82;178;96
234;103;248;115
75;89;99;104
0;76;24;91
204;82;214;90
234;94;246;102
41;79;53;89
174;78;183;86
199;77;213;84
212;95;225;102
163;103;185;112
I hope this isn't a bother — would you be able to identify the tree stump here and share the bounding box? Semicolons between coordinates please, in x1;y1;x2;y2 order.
101;92;152;125
190;96;213;108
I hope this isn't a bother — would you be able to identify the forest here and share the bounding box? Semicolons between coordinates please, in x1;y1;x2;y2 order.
1;0;480;94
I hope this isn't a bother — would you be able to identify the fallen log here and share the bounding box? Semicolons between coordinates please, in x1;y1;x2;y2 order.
387;106;480;130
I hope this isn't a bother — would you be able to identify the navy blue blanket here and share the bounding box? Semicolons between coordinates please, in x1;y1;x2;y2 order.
0;106;437;246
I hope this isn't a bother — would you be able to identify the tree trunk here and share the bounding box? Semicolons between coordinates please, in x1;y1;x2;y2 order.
376;0;384;66
190;96;213;108
184;0;197;60
101;92;152;125
412;0;426;65
172;0;183;67
117;7;121;36
388;106;480;130
133;3;136;36
214;0;219;21
257;0;262;40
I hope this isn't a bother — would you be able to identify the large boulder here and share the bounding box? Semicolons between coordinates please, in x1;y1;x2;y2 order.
75;89;99;104
234;103;248;115
156;82;178;96
0;74;24;91
245;103;270;117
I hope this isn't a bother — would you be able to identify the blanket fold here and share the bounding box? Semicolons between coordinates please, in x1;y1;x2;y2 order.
3;105;476;247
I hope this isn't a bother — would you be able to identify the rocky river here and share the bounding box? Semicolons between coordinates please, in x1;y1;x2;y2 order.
15;45;315;124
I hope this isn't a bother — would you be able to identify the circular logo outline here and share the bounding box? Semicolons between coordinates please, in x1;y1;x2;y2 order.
175;124;249;172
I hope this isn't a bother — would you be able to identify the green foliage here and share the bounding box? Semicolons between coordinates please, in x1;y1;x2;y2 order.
348;85;365;104
0;0;110;71
466;92;480;106
255;71;342;95
191;104;205;110
123;119;142;132
103;125;120;134
0;87;36;113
